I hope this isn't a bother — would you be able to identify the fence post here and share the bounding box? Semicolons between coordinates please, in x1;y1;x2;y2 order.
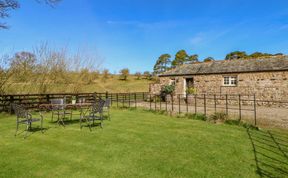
105;91;108;99
155;95;157;111
172;95;174;112
214;94;217;112
135;93;137;108
123;94;125;107
116;93;119;108
204;94;207;116
254;94;257;126
195;94;197;113
165;95;167;112
149;94;152;110
225;94;228;115
128;93;131;108
239;94;242;121
9;95;14;114
186;94;188;113
178;94;181;114
159;95;161;110
143;92;145;101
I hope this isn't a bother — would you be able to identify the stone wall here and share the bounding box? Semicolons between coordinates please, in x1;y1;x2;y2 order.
150;71;288;102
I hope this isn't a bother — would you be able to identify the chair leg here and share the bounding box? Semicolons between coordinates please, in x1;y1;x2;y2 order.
24;123;30;139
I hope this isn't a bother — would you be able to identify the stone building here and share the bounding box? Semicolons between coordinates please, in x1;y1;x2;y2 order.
150;57;288;101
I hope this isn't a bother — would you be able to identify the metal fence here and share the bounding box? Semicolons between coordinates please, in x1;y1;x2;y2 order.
1;92;287;128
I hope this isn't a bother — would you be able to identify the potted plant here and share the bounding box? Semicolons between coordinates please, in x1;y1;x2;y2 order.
71;96;77;104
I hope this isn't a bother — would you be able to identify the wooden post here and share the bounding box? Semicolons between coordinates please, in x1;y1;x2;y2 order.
159;95;161;110
172;95;174;112
135;93;137;108
123;94;125;107
9;95;14;114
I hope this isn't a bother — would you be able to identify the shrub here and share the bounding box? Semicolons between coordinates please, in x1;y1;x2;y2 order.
185;113;207;121
186;87;197;94
209;112;228;123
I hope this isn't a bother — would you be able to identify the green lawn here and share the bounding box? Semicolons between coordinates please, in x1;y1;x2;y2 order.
0;108;287;178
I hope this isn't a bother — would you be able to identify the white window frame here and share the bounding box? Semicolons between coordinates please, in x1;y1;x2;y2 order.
223;76;237;86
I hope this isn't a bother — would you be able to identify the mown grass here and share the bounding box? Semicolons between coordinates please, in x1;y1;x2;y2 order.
0;108;287;178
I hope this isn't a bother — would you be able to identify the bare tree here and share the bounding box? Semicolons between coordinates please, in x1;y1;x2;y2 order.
0;0;61;29
0;54;13;94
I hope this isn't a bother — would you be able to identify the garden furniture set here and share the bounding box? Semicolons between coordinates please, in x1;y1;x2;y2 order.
11;97;110;138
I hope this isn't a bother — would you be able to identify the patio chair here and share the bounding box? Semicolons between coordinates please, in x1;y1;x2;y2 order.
11;103;44;138
51;98;72;125
103;98;111;120
80;99;105;131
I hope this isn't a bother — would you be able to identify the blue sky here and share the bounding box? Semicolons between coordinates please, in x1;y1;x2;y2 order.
1;0;288;73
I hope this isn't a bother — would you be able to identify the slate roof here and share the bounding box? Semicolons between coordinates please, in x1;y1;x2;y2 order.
159;57;288;77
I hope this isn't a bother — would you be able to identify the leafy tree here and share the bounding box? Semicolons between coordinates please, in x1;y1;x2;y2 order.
187;54;199;63
171;50;188;67
135;72;141;80
0;0;61;29
225;51;248;60
153;54;171;74
203;57;214;62
119;68;129;80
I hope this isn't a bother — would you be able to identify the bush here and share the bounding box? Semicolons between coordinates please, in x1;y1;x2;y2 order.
185;113;207;121
209;112;228;123
186;87;197;94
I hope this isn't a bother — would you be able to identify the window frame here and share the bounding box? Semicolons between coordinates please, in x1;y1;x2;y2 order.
222;76;237;87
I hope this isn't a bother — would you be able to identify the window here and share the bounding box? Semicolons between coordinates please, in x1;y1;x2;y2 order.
169;79;176;85
223;76;237;86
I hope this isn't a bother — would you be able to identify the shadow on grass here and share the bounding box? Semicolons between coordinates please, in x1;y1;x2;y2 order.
247;128;288;178
16;127;49;139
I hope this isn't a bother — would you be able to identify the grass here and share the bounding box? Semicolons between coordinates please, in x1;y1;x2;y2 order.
5;75;153;94
0;108;287;177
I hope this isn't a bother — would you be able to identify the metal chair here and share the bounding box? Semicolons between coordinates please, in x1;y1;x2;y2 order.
80;99;105;131
11;104;44;138
51;98;72;125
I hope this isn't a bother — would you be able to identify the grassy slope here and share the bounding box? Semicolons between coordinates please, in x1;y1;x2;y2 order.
5;76;152;94
0;109;287;177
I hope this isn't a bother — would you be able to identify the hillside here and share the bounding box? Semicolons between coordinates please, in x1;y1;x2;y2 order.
4;75;153;94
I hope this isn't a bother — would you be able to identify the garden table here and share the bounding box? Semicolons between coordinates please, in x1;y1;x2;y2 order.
38;103;93;126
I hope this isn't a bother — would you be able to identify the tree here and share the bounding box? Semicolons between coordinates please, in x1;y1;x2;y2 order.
143;71;152;80
225;51;247;60
153;54;171;74
119;68;129;80
102;69;110;82
203;57;214;62
171;50;188;67
0;0;61;29
135;72;141;80
187;54;198;64
10;51;36;81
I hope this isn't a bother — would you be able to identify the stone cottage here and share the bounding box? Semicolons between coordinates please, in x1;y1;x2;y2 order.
150;56;288;101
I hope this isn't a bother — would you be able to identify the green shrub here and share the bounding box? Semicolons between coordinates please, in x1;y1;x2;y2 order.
185;113;207;121
186;87;197;94
209;112;228;123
